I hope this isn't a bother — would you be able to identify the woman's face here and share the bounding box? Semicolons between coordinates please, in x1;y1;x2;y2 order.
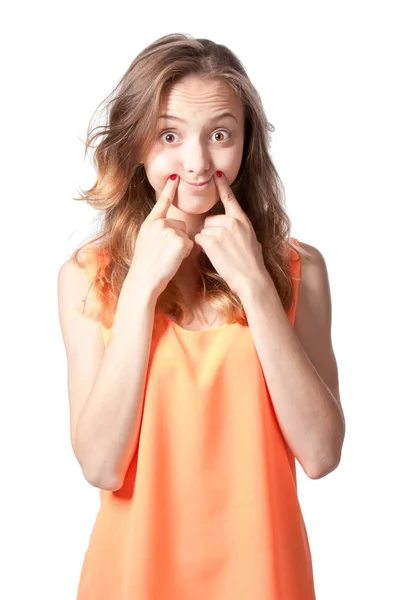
142;75;245;215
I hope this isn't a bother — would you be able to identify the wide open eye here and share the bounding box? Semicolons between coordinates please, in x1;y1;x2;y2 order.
211;130;231;142
159;129;232;145
159;131;177;144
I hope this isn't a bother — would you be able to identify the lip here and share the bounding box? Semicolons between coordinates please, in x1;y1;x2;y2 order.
183;177;212;191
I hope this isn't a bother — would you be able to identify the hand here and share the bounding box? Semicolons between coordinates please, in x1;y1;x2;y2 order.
129;175;194;298
194;171;267;296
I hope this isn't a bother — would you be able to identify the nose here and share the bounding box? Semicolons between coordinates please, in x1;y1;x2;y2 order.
182;140;212;176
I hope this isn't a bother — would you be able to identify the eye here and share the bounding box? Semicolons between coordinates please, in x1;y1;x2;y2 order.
159;129;231;145
160;131;177;144
211;130;231;142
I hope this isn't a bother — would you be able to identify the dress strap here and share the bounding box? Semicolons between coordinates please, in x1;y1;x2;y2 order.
79;247;111;338
287;237;302;326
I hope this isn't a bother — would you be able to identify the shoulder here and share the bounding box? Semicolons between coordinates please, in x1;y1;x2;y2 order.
293;241;342;411
58;245;103;288
287;238;325;282
293;240;326;271
58;256;84;290
57;252;99;317
57;258;86;311
58;250;94;288
296;241;330;301
294;240;333;340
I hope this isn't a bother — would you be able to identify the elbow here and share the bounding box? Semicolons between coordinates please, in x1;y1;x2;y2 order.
83;467;120;491
307;459;339;480
307;418;346;480
306;449;343;480
76;447;120;491
74;434;120;491
81;456;126;491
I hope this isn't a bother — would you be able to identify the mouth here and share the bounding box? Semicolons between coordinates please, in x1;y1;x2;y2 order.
183;177;212;192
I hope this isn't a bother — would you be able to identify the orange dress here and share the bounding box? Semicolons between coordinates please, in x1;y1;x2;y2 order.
76;237;316;599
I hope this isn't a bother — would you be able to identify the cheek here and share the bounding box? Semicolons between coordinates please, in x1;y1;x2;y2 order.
217;140;243;166
143;154;172;191
217;150;243;184
144;144;243;190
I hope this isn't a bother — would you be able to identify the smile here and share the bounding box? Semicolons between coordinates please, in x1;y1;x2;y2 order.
183;178;212;192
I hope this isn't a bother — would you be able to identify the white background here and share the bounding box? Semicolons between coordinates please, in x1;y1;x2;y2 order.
2;1;399;598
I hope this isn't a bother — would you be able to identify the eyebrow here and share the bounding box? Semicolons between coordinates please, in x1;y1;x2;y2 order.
158;111;238;124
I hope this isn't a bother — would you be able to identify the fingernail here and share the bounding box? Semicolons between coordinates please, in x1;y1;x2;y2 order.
216;171;223;178
170;174;177;181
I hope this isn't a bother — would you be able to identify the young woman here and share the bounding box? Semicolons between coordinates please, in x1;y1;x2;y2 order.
58;33;345;600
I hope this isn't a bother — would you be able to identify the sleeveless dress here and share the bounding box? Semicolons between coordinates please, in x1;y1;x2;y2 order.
76;237;316;600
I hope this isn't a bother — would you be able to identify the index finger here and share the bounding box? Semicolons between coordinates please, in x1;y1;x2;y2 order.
213;171;247;222
145;174;180;222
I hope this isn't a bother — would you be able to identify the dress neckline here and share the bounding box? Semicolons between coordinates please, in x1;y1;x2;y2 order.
160;312;241;335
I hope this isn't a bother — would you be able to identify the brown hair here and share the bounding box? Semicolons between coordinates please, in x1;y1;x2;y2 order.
71;33;310;330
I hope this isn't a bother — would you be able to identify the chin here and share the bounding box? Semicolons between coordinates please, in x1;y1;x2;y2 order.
175;190;219;215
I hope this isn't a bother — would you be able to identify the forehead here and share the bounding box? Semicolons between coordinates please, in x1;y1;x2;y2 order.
160;76;242;116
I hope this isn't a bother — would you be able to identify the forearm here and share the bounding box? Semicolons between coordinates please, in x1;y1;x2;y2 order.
240;272;345;479
75;273;157;491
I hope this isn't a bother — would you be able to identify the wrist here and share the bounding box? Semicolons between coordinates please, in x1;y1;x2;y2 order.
124;269;160;307
238;269;275;306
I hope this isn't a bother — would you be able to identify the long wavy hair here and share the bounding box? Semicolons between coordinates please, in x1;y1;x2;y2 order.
71;33;310;330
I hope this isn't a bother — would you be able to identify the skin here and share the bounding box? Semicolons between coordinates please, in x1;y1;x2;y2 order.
137;79;345;472
141;75;245;293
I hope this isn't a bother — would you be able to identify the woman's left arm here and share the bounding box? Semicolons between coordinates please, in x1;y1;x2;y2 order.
239;243;345;480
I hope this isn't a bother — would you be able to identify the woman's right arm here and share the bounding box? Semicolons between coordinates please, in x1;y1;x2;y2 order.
58;259;158;492
58;174;191;491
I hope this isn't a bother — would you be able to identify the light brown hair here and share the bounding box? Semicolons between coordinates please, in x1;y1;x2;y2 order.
71;33;310;329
